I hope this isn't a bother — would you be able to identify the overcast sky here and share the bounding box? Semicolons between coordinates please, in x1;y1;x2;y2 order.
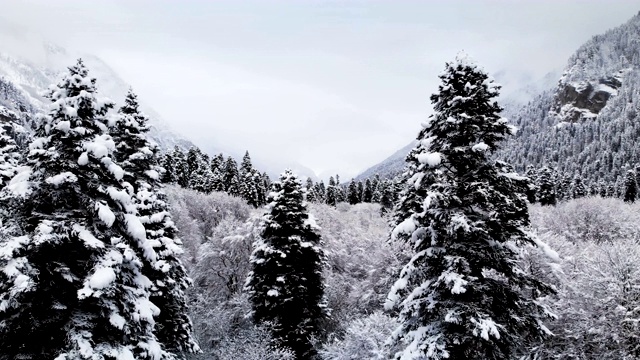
1;0;639;179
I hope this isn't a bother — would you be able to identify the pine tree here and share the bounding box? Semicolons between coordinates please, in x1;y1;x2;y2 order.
305;177;316;202
536;166;556;206
371;174;382;203
598;179;608;197
0;60;188;359
326;176;337;206
210;153;225;192
223;156;241;196
172;146;189;188
238;151;261;207
571;174;587;199
624;169;637;203
111;88;199;355
0;120;20;187
387;55;554;360
557;173;572;201
185;147;202;186
160;151;176;184
362;178;373;203
524;165;538;203
315;181;326;203
347;178;360;205
208;153;221;172
357;181;364;203
245;169;326;358
379;180;396;215
334;174;346;203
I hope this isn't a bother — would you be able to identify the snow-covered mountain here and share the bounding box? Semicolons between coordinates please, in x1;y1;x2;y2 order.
357;12;640;183
0;39;194;151
0;32;319;180
497;11;640;185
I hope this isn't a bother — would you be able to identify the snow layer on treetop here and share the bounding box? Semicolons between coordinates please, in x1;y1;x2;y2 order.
6;166;32;197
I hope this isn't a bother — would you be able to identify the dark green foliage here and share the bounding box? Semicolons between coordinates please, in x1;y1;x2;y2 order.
326;176;337;206
347;178;360;205
362;179;373;203
388;55;554;360
571;175;587;199
624;169;637;203
536;167;557;206
223;156;241;196
245;170;326;358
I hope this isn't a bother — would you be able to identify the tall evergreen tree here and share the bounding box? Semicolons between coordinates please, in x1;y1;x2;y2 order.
0;60;190;359
347;178;360;205
362;178;373;203
524;165;538;203
370;174;382;203
210;153;224;173
357;181;364;203
378;180;396;215
112;89;199;355
315;180;326;204
598;179;608;197
571;174;587;199
387;55;554;360
238;152;261;206
160;151;176;184
305;177;317;203
223;156;241;196
624;169;637;203
557;173;572;201
0;120;20;188
210;154;225;192
245;170;326;358
326;176;337;206
185;147;203;187
536;166;557;206
334;174;346;203
171;146;189;188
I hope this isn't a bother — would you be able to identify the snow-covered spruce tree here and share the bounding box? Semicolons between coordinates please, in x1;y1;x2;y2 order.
326;176;337;206
386;54;555;360
371;174;383;203
356;181;364;202
623;169;637;203
571;174;587;199
171;146;189;188
557;173;572;201
362;178;373;203
239;151;260;206
524;165;538;203
379;180;396;215
0;60;180;359
160;150;177;184
305;177;317;203
536;166;556;206
347;178;360;205
315;180;326;203
245;169;326;358
111;89;199;356
0;120;20;187
223;156;241;196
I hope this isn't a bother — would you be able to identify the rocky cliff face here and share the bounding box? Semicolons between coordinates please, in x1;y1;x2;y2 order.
551;73;622;123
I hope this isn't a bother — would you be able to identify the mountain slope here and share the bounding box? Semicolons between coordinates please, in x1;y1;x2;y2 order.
0;42;194;151
358;12;640;184
497;11;640;184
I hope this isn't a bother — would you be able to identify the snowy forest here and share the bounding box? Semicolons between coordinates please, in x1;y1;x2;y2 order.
3;7;640;360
